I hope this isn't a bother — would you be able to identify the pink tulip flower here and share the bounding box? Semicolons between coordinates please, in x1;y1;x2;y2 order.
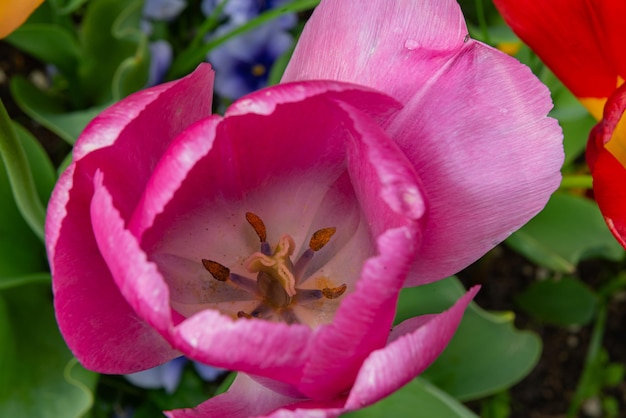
46;0;563;416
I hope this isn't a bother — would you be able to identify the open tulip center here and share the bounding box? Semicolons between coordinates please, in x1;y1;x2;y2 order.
201;212;347;324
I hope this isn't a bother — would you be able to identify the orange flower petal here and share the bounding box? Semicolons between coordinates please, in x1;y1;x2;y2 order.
0;0;45;39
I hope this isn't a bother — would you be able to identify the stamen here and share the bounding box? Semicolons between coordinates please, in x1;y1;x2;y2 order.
279;309;300;324
309;227;336;251
202;259;230;281
322;284;347;299
250;303;273;319
294;288;323;304
246;212;267;242
293;249;314;282
237;311;253;319
230;273;260;295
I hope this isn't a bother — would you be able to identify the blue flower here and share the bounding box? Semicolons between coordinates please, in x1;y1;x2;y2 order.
201;0;297;29
125;357;225;394
147;40;173;87
143;0;187;21
207;23;294;100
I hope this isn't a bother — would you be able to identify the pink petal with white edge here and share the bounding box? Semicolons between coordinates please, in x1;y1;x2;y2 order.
91;171;174;336
297;103;426;399
49;168;177;373
165;374;344;418
47;65;215;373
345;287;479;410
387;43;563;285
75;64;214;221
172;309;315;386
283;0;563;285
129;82;404;385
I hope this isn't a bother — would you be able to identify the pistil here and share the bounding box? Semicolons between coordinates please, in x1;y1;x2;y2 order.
201;212;348;325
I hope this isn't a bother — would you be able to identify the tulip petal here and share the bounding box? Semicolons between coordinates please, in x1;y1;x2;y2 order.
48;166;178;373
389;43;563;285
47;65;215;373
297;102;426;399
91;171;175;335
282;0;467;104
587;84;626;248
282;0;563;285
74;63;214;221
137;82;402;385
494;0;626;98
345;286;479;410
165;373;345;418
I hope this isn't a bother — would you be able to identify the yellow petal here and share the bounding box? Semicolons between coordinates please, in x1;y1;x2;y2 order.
0;0;45;39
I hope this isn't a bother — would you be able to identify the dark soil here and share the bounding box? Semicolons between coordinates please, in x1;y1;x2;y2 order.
459;247;626;418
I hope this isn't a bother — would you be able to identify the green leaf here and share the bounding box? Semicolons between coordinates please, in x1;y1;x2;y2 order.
10;76;107;144
516;276;598;326
343;378;478;418
5;24;80;77
506;193;625;273
78;0;145;104
0;273;50;291
58;0;90;14
396;277;541;401
0;100;46;241
110;0;149;99
0;283;98;418
12;123;57;204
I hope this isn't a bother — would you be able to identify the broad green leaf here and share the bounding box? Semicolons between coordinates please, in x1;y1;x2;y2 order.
0;273;50;291
112;39;150;101
516;276;598;326
110;0;149;99
343;378;478;418
6;24;80;77
0;283;98;418
506;193;625;273
0;106;52;277
396;277;541;401
0;100;46;243
13;123;56;204
79;0;144;104
10;76;106;144
58;0;90;14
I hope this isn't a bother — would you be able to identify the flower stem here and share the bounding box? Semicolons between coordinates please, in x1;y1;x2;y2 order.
567;303;607;417
559;174;593;190
474;0;491;44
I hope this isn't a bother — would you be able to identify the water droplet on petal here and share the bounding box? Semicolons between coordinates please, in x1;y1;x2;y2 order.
404;39;420;50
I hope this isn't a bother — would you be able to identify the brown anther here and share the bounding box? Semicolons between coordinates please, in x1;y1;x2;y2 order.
245;212;267;242
202;259;230;282
309;227;336;251
237;311;253;319
321;283;347;299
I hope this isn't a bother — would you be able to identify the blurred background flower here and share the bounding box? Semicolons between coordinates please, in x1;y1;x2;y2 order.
207;23;293;99
0;0;44;38
125;357;225;394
